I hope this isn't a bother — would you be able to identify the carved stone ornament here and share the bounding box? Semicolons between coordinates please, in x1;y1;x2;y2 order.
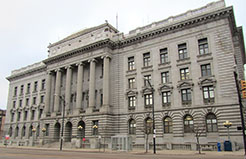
198;78;216;89
141;87;153;97
158;84;173;95
125;90;138;99
177;81;194;92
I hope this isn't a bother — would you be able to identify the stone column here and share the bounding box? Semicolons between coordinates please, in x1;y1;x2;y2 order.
54;69;61;113
102;55;110;106
65;66;72;112
76;62;84;111
45;71;52;116
88;59;96;110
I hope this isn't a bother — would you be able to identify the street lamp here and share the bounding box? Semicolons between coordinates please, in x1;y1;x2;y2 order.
223;120;232;141
78;125;83;148
55;94;66;151
144;78;156;154
42;128;46;145
32;128;36;146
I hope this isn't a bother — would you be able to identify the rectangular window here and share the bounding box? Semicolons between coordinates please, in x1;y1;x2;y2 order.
11;113;14;122
180;68;189;80
12;101;16;108
27;83;31;94
128;96;136;109
128;78;135;89
181;89;192;104
40;95;44;104
201;64;211;77
17;112;21;121
144;75;151;86
19;100;22;107
45;124;49;136
144;94;153;107
198;38;209;55
24;111;28;121
203;86;214;103
161;71;169;84
143;52;151;67
31;110;35;120
100;93;103;106
20;85;24;95
162;91;171;105
41;79;45;90
160;48;168;64
33;97;36;105
38;109;43;119
178;43;188;60
34;81;38;92
14;87;18;96
92;120;99;135
26;98;29;106
128;56;135;71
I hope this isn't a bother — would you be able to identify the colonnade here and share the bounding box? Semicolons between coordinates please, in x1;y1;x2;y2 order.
44;55;111;115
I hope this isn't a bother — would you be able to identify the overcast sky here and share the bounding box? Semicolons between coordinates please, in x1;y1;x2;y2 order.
0;0;245;110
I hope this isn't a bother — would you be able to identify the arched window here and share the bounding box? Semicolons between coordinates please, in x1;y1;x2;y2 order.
206;113;218;132
145;118;153;134
164;116;173;133
129;119;136;134
21;126;26;138
184;115;194;133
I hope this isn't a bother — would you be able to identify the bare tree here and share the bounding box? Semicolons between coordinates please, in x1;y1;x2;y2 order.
191;124;206;154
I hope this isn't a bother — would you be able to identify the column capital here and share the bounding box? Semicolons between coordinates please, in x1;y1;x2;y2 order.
88;58;97;63
65;65;73;70
101;55;112;59
55;68;62;72
76;62;85;66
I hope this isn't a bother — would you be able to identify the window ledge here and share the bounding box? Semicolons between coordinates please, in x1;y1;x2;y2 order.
176;57;190;63
197;52;212;58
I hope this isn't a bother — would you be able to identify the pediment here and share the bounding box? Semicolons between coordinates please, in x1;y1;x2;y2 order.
158;84;173;94
177;81;194;89
199;78;216;85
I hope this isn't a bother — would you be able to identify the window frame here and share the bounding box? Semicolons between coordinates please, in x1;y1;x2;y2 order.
161;71;169;84
129;119;136;135
184;115;194;133
128;96;136;109
206;113;218;132
160;48;168;64
143;52;151;67
128;56;135;71
162;91;171;106
178;43;188;60
181;88;192;104
201;64;211;77
144;94;153;107
202;86;215;103
164;116;173;133
198;38;209;55
128;78;136;89
180;68;189;80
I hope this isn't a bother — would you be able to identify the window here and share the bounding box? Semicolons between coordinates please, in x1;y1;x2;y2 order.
100;93;103;106
128;96;136;109
12;101;16;108
33;97;36;105
206;113;218;132
26;98;29;106
38;109;43;119
184;115;194;133
24;111;28;121
40;95;44;104
41;79;45;90
160;48;168;64
31;110;35;120
128;56;135;71
128;78;135;89
92;120;99;135
143;52;151;67
144;75;151;86
21;126;26;138
29;125;33;137
20;85;24;95
27;83;31;94
201;64;211;77
178;43;188;60
45;124;49;136
15;127;19;138
17;112;21;121
145;118;153;134
161;71;169;83
129;119;136;134
11;113;14;122
198;38;209;55
14;87;18;96
144;94;153;107
34;81;38;92
180;68;189;80
203;86;214;103
19;99;22;107
36;125;40;137
181;89;192;104
162;91;171;106
164;117;173;133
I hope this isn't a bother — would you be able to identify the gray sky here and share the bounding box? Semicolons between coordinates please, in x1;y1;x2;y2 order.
0;0;245;110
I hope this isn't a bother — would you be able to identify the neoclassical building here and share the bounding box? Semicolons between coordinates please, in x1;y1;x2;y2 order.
4;0;246;150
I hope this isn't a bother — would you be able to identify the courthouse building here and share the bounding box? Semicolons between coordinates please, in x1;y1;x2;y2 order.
4;0;246;150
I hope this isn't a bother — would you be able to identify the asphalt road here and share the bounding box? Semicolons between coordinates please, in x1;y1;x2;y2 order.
0;147;244;159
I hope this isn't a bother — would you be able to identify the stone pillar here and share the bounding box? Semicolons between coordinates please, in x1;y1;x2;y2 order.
65;66;72;112
54;69;61;113
45;71;52;116
88;59;96;112
102;55;110;106
76;62;84;112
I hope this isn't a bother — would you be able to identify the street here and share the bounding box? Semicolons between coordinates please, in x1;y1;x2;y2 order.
0;147;244;159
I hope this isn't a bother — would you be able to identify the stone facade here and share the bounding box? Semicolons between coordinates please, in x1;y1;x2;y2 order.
4;0;246;150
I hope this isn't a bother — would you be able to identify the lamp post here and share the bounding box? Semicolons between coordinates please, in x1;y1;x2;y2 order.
32;128;36;146
55;94;66;151
78;125;83;148
223;120;232;141
42;128;46;145
145;79;156;154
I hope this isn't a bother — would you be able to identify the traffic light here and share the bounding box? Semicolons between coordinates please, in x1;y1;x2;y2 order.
241;80;246;98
